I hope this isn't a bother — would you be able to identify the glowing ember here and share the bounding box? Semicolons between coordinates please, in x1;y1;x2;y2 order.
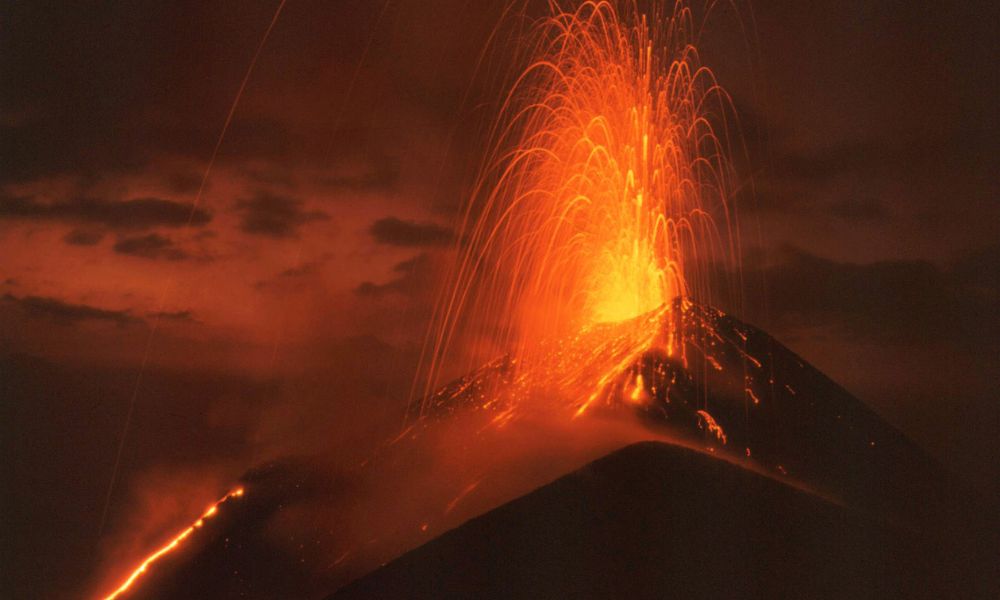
696;409;727;445
629;373;646;404
102;487;244;600
418;1;740;421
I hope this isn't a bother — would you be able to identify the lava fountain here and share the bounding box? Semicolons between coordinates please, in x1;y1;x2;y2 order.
418;0;743;419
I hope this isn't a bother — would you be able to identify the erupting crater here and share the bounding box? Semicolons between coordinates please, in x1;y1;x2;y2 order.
418;297;953;525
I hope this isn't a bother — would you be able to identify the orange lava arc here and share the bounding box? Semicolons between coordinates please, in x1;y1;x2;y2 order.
419;0;741;413
102;487;245;600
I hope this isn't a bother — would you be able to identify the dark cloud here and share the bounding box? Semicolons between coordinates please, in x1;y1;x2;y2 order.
754;244;1000;348
252;258;334;291
369;217;454;247
0;195;211;229
236;192;327;238
356;253;434;298
2;294;137;326
316;155;401;191
112;233;188;260
278;263;318;278
354;281;384;296
147;310;197;322
63;229;105;246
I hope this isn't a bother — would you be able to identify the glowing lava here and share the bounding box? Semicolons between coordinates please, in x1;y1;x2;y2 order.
419;1;741;417
102;487;244;600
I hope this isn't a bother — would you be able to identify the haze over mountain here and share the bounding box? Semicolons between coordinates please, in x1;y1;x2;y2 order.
93;301;995;599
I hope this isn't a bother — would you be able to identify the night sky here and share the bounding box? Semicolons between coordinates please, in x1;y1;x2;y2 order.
2;1;998;598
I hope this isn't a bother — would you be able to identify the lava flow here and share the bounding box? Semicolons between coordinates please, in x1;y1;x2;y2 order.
418;0;742;419
102;487;245;600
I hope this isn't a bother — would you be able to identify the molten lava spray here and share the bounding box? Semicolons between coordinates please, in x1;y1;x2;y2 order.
419;0;742;416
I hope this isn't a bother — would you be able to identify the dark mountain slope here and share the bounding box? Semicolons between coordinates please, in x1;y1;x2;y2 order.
332;441;966;600
424;300;965;526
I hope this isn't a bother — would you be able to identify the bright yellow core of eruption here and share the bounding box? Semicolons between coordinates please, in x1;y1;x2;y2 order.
423;0;737;401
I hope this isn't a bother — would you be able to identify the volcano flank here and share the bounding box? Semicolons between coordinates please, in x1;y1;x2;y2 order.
98;302;995;599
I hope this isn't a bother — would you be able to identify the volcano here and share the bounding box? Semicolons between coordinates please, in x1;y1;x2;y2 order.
97;302;995;599
421;298;962;526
